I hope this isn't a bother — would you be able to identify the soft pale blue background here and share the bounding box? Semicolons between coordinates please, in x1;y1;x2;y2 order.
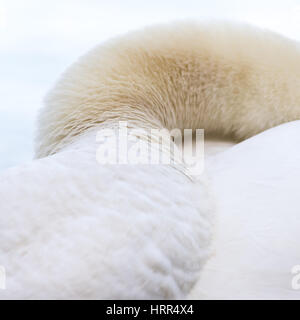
1;0;299;170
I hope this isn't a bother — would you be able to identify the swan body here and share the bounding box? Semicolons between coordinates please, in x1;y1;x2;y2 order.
0;130;212;299
190;121;300;300
0;21;299;299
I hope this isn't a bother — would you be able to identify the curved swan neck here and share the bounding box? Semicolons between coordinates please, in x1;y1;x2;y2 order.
35;22;300;158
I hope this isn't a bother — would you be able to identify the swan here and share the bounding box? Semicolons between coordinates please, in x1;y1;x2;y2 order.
189;121;300;299
0;21;299;299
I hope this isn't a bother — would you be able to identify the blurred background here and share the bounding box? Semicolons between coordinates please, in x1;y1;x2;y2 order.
0;0;300;170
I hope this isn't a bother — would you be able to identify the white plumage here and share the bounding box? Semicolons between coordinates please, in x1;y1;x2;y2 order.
0;21;299;299
190;121;300;299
